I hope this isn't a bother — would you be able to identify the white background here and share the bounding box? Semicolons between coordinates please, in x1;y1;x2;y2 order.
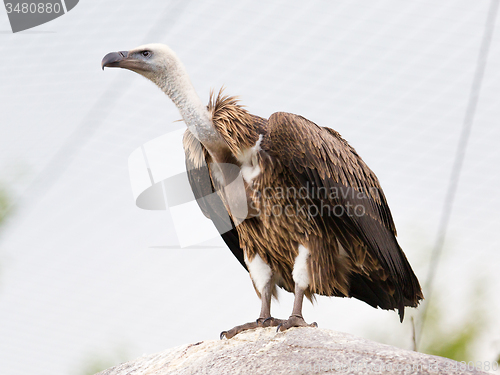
0;1;499;374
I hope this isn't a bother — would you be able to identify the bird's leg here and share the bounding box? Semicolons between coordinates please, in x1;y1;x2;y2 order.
220;279;283;339
256;280;285;328
277;282;317;332
258;280;272;319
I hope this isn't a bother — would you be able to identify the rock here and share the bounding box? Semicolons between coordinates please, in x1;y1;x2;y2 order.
97;327;488;374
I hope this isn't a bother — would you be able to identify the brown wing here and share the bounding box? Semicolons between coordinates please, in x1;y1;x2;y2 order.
183;130;247;271
263;112;422;320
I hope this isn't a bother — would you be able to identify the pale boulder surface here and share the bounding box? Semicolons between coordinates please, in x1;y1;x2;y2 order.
97;327;488;374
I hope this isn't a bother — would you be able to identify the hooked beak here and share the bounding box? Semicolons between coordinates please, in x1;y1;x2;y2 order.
101;51;129;70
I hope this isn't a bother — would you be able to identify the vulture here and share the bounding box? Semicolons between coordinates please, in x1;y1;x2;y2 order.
102;44;423;339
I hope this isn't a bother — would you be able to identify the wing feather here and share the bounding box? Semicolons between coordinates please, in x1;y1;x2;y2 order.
265;112;422;318
183;130;247;271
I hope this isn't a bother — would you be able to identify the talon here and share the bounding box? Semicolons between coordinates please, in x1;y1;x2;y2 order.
255;317;266;325
276;323;283;332
263;317;273;324
220;331;227;340
277;315;317;332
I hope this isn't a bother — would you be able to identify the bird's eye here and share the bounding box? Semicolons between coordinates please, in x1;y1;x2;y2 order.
141;51;151;57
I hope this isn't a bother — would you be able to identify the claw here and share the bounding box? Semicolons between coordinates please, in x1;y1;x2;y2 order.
276;323;283;332
277;315;318;332
222;317;286;339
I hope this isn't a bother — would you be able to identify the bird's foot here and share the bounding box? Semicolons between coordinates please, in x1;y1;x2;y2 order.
277;314;318;332
220;317;285;339
259;316;285;328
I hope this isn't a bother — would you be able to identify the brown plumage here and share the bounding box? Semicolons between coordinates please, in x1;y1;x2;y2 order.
102;43;423;339
189;91;422;312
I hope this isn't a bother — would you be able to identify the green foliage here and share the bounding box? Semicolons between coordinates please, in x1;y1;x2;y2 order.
0;186;10;226
428;325;479;361
419;289;485;362
365;275;487;363
80;358;113;375
0;185;12;279
77;348;130;375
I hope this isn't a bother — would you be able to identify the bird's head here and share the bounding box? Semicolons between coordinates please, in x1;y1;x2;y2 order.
101;44;183;89
101;43;215;143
